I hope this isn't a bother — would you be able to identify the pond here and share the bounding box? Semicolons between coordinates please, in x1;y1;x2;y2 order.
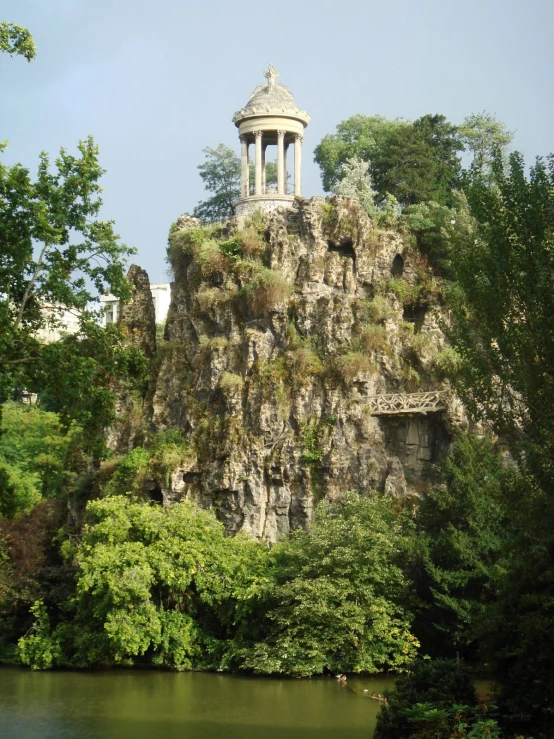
0;668;396;739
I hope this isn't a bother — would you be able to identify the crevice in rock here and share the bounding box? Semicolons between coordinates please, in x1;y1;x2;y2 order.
403;303;428;333
391;253;404;276
327;240;356;275
149;485;164;505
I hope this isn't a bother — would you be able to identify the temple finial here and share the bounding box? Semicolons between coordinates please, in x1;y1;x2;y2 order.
263;63;279;88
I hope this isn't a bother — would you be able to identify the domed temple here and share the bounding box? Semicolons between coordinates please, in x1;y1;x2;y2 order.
232;64;310;217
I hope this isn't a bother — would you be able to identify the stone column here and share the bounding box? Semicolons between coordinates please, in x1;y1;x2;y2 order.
262;142;267;194
283;142;288;195
240;135;249;198
294;134;303;196
277;130;286;195
254;131;263;196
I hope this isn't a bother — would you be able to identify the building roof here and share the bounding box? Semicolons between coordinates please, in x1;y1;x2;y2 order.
233;64;310;126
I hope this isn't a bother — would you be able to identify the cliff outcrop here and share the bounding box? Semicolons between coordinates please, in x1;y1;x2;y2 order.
140;197;461;542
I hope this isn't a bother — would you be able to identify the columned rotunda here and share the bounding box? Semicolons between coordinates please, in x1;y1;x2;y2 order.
233;64;310;217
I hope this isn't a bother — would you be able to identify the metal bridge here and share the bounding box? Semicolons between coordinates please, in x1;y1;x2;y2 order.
363;391;448;416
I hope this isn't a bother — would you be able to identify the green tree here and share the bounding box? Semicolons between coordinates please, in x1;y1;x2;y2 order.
192;144;279;222
238;493;419;676
0;402;80;518
445;151;554;738
374;659;500;739
314;114;404;192
372;114;462;207
315;114;462;206
0;137;139;434
334;156;378;217
193;144;241;222
413;434;511;657
0;21;36;61
459;112;513;174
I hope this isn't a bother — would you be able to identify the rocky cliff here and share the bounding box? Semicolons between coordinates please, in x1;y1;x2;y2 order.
136;197;462;542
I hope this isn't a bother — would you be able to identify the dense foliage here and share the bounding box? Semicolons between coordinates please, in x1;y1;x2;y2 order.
16;493;418;676
374;660;501;739
443;152;554;739
0;402;81;518
314;112;512;206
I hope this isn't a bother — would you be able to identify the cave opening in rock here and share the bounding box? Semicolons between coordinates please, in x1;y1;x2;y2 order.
403;303;428;332
327;239;355;258
149;485;164;505
391;253;404;276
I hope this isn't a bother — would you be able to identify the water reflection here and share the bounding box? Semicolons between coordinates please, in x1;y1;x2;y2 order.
0;668;396;739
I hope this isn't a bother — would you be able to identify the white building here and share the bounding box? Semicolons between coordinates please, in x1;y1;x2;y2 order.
36;304;82;344
99;284;171;328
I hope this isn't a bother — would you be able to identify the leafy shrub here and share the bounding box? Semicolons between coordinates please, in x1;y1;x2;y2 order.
169;226;211;259
286;345;324;381
195;240;230;277
240;265;290;314
374;659;495;739
104;447;151;497
301;422;324;465
364;295;395;324
236;226;264;258
17;497;266;670
198;335;228;356
219;237;243;262
332;351;377;384
388;278;423;305
150;430;189;487
0;402;80;518
360;324;389;354
433;347;462;377
18;600;62;670
196;284;237;311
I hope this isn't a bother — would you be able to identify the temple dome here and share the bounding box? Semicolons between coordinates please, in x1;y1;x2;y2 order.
233;65;310;126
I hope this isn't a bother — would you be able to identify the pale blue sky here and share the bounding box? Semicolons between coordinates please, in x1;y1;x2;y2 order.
2;0;553;281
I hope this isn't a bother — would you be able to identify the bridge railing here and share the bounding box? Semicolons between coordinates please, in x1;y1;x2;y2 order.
361;391;449;416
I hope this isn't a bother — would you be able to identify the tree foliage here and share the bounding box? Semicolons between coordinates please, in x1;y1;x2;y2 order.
459;112;513;174
0;402;81;518
239;493;418;676
413;434;511;656
374;659;501;739
16;493;418;675
315;113;463;207
0;21;36;61
0;136;146;440
192;143;279;222
445;152;554;738
334;157;378;217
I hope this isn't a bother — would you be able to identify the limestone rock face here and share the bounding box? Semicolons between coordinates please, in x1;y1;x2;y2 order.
119;264;157;359
151;197;457;542
105;264;157;453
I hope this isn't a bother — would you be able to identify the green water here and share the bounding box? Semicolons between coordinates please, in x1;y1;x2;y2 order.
0;668;395;739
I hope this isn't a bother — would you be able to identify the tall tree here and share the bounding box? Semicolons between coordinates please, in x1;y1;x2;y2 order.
313;114;405;192
459;112;513;174
193;144;279;222
0;138;135;404
193;144;241;222
372;114;462;206
316;114;462;206
445;151;554;738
